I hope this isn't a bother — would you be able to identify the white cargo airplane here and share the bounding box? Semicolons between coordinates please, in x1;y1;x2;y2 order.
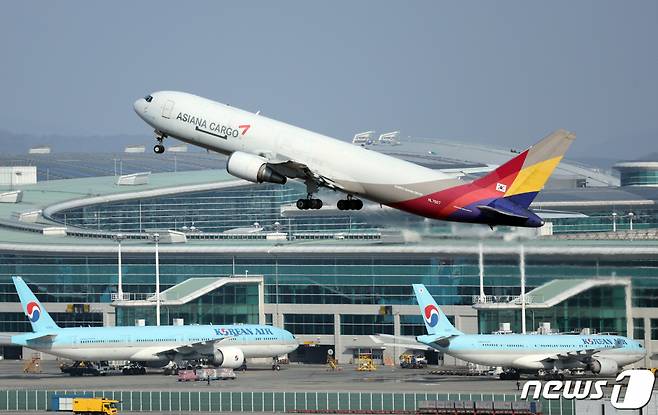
134;91;575;227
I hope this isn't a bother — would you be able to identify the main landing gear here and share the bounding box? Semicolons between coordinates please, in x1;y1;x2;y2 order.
296;197;323;210
499;369;520;380
153;131;167;154
272;357;281;371
337;197;363;211
297;180;323;210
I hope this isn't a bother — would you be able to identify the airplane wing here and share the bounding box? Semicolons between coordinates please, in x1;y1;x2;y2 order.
151;337;234;358
255;152;348;192
271;161;347;191
544;348;604;362
542;339;625;363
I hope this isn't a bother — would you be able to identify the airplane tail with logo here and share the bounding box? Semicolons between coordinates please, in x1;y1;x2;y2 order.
473;129;576;209
12;276;60;332
412;284;462;337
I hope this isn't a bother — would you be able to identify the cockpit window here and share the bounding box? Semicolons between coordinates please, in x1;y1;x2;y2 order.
144;95;153;103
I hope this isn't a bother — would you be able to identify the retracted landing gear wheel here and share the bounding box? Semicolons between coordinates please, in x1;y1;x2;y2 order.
154;144;165;154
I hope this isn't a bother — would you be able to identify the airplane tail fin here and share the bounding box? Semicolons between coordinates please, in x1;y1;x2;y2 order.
412;284;462;337
12;276;60;332
472;129;576;208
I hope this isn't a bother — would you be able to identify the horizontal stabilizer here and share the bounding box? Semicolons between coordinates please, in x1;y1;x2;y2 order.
369;335;432;351
15;332;58;342
476;205;529;223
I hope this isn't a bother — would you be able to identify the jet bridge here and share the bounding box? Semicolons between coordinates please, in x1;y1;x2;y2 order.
111;275;265;326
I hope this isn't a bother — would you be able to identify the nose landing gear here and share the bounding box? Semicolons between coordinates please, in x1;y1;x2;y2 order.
153;131;167;154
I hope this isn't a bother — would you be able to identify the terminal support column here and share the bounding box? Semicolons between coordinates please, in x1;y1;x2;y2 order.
393;311;401;364
334;313;342;363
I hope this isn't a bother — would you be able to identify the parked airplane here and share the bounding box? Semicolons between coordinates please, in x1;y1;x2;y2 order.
376;284;645;380
134;91;574;228
10;277;298;370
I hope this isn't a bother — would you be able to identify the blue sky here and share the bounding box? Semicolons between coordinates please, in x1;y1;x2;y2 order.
0;1;656;158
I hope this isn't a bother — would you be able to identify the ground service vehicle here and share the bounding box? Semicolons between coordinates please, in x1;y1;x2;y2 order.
60;361;108;377
177;369;198;382
400;353;427;369
72;398;118;415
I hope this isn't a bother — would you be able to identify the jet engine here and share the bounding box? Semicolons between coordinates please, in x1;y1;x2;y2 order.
227;151;287;185
213;346;245;369
589;358;618;376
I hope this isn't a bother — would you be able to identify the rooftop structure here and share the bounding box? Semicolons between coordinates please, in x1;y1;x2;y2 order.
614;154;658;187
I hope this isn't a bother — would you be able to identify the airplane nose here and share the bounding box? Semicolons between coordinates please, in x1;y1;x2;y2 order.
133;98;145;115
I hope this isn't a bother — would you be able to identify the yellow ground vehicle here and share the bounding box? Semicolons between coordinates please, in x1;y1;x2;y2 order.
72;398;118;415
399;353;427;369
356;353;377;371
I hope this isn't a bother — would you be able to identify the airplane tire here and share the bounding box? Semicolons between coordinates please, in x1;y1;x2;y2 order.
154;144;165;154
310;199;323;210
337;200;346;210
296;199;309;210
352;199;363;210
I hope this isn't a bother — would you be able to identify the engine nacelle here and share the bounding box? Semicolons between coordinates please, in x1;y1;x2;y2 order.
227;151;287;185
213;346;245;369
589;358;618;376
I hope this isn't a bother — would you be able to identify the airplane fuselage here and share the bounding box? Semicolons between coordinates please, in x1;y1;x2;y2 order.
417;333;645;371
12;324;298;363
134;91;551;227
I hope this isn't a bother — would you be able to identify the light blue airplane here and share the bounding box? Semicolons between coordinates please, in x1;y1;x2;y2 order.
380;284;645;379
10;276;298;369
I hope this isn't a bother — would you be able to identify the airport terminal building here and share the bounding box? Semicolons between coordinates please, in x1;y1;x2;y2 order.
1;141;658;367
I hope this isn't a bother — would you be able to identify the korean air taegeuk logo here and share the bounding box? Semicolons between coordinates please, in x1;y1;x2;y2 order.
26;301;41;322
424;304;440;327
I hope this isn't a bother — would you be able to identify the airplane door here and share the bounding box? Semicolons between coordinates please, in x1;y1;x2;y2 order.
162;100;175;119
